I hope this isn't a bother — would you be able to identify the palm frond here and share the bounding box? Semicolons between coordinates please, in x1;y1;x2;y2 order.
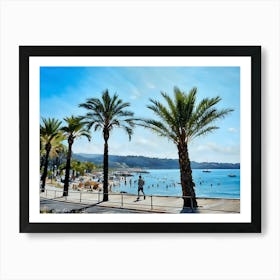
161;91;177;119
79;90;137;141
146;86;233;144
40;117;62;143
79;130;92;142
190;125;219;140
189;105;233;140
61;115;91;143
140;119;178;143
121;125;133;141
148;99;178;130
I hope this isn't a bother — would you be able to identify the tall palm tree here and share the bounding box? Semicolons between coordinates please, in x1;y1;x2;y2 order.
40;118;62;192
142;87;233;208
79;90;136;201
61;116;91;196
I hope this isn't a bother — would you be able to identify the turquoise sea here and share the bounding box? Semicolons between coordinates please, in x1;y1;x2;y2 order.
111;169;240;199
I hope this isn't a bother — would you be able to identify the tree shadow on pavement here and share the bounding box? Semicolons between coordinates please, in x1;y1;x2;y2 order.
70;201;103;213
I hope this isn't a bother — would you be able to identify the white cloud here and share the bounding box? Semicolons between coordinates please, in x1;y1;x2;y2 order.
134;138;157;147
189;141;240;163
228;127;238;133
146;82;156;89
73;142;102;154
129;88;142;100
206;142;239;155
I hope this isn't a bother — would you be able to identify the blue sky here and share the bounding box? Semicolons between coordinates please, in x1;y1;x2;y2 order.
40;66;240;163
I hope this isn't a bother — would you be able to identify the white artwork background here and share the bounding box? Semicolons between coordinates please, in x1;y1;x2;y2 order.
0;1;279;280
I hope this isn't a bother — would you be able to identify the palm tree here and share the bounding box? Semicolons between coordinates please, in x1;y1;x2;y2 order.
70;159;80;179
40;118;62;192
84;161;96;173
142;87;233;208
61;116;91;196
70;159;86;178
52;143;68;177
40;132;66;171
79;90;136;201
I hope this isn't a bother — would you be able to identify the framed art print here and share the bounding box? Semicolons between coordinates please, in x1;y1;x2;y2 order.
19;46;261;233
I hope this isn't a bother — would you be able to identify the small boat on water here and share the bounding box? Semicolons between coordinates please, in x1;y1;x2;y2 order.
202;170;211;173
228;174;237;177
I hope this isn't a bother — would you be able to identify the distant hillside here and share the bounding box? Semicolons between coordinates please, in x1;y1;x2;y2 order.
73;153;240;169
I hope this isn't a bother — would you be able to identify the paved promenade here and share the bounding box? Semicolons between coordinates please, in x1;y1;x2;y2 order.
40;186;240;214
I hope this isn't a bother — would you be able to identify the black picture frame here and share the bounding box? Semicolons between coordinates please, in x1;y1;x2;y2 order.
20;46;261;233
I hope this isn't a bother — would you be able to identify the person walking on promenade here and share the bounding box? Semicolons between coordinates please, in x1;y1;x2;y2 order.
137;175;146;200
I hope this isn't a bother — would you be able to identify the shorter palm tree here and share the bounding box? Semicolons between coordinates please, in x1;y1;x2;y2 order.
84;161;96;173
71;159;85;178
40;132;66;173
40;118;62;192
61;116;91;196
70;159;80;179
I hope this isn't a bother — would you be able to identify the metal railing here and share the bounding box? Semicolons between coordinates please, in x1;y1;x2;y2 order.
41;189;194;212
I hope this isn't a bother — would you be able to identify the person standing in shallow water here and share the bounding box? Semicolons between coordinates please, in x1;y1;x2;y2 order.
137;175;146;200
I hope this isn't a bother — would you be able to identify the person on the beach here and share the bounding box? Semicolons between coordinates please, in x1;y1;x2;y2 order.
137;175;145;200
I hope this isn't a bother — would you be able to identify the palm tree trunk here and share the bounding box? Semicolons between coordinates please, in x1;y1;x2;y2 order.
41;144;51;192
63;141;73;196
40;155;45;170
177;143;198;208
103;137;109;202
